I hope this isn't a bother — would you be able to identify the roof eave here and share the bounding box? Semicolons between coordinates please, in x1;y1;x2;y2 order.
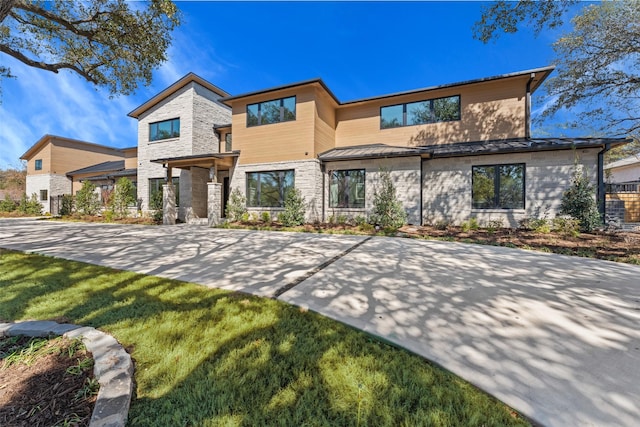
220;78;340;106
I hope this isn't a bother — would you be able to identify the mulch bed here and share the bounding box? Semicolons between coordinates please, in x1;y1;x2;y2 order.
0;335;96;427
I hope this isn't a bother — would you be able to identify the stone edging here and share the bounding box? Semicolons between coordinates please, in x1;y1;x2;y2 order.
0;320;133;427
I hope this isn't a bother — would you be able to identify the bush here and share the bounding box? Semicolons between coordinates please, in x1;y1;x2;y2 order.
354;215;367;226
240;212;250;223
110;177;136;219
468;217;480;230
369;169;407;230
530;218;551;234
434;220;450;230
59;194;74;216
552;217;580;237
225;188;247;222
75;181;101;216
260;211;271;223
484;218;504;234
149;189;163;223
17;193;42;215
560;164;601;232
0;194;16;212
278;188;306;227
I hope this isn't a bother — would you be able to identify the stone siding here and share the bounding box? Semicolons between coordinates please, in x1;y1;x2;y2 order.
230;159;323;222
26;174;71;213
422;148;600;227
323;157;422;225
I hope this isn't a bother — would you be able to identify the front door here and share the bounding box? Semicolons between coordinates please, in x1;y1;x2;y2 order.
222;176;230;218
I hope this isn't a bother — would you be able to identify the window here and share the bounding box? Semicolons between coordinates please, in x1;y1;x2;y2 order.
149;177;180;207
246;170;294;207
149;118;180;141
472;164;525;209
329;169;365;208
39;189;48;201
35;159;42;170
381;95;460;129
225;133;232;152
247;96;296;127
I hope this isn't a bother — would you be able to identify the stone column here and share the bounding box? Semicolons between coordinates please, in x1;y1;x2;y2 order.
163;183;176;225
208;182;222;227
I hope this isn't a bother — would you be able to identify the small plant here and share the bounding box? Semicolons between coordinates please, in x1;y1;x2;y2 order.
461;221;471;232
560;161;601;232
59;194;74;216
66;357;93;376
434;220;450;230
260;211;271;223
74;377;99;401
552;216;580;237
17;193;42;215
225;188;247;222
0;194;17;212
103;209;115;222
149;189;163;223
484;218;504;234
354;215;367;226
240;211;250;223
336;214;348;225
75;181;101;216
529;218;551;234
278;188;306;227
468;217;479;230
249;212;260;223
110;177;136;219
368;169;407;230
359;222;375;233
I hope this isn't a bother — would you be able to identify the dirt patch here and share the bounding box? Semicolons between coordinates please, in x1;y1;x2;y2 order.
0;335;96;427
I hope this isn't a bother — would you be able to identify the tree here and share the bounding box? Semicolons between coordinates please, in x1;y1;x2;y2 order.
474;1;640;141
75;181;101;216
560;162;601;232
369;169;407;230
0;0;180;96
278;188;306;227
109;177;136;218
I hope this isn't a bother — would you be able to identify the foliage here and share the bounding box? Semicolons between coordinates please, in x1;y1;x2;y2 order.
278;187;306;227
0;0;180;95
59;194;74;216
17;193;42;215
75;181;100;216
0;194;16;212
109;177;136;219
474;1;640;139
0;250;531;426
260;211;271;223
560;165;601;232
149;189;163;223
369;170;407;230
0;166;26;199
225;188;247;222
552;217;580;238
484;218;504;234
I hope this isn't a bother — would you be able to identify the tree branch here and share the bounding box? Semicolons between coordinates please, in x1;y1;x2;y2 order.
12;2;99;38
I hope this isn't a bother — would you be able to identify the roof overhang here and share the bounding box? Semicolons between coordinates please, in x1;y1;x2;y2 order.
318;144;422;162
150;152;240;169
221;79;340;107
20;134;123;160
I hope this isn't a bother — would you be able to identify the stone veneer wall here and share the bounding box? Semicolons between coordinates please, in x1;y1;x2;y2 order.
422;148;600;228
229;159;323;222
26;174;72;213
323;156;422;225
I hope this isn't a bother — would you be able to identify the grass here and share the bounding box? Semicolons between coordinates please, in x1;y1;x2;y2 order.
0;249;529;426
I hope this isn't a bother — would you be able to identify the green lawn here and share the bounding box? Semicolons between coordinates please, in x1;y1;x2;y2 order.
0;249;529;426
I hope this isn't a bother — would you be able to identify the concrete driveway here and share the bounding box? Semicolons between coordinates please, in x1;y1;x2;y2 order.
1;218;639;427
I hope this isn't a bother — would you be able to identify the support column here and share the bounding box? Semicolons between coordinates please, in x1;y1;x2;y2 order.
208;182;223;227
163;183;176;225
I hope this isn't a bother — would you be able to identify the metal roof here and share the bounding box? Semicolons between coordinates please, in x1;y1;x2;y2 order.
82;169;137;181
67;160;125;175
318;144;422;161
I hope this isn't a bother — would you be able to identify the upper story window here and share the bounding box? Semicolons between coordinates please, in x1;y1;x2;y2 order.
380;95;460;129
149;118;180;142
35;159;42;170
472;164;525;210
247;96;296;127
225;133;232;152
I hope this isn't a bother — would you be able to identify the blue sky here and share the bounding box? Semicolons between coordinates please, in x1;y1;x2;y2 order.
0;1;581;169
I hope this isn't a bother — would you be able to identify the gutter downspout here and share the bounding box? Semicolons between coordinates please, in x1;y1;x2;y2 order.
597;143;612;221
525;73;535;139
320;161;326;223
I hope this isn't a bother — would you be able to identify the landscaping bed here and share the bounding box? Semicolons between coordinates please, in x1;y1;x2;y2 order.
0;335;96;427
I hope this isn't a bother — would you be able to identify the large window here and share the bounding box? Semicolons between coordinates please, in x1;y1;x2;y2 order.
149;177;179;207
246;170;294;207
329;169;365;208
35;159;42;170
381;95;460;129
472;164;525;209
225;133;232;152
247;96;296;127
149;118;180;141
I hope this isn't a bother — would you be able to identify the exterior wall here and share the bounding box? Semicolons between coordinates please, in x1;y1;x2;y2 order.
231;86;317;164
314;88;337;156
229;159;323;222
25;143;52;175
422;148;599;228
136;82;230;211
335;77;527;148
26;174;71;213
607;163;640;183
185;166;209;220
50;140;122;174
123;149;138;170
324;156;422;225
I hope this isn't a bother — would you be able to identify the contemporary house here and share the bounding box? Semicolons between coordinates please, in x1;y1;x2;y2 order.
20;135;137;213
21;65;628;225
131;66;627;227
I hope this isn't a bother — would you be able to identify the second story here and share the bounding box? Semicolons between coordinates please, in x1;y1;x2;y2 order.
220;66;553;165
20;135;126;176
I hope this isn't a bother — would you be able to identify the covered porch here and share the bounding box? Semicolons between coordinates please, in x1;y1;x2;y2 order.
151;152;238;225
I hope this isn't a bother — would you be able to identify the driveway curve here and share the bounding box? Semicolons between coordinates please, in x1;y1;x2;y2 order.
1;218;639;427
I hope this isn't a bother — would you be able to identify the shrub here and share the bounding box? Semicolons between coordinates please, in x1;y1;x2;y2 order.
468;217;479;230
552;217;580;237
59;194;74;216
75;181;101;216
354;215;367;226
278;188;306;227
530;218;551;234
249;212;259;223
484;218;504;234
0;194;16;212
225;188;247;222
260;211;271;223
18;193;42;215
336;214;348;225
240;211;250;223
110;177;136;219
149;189;163;223
369;169;407;230
461;221;470;232
434;220;450;230
560;163;601;232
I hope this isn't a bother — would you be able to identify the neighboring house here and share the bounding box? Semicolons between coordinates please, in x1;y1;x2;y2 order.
605;155;640;223
138;66;627;226
20;135;132;213
605;155;640;184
